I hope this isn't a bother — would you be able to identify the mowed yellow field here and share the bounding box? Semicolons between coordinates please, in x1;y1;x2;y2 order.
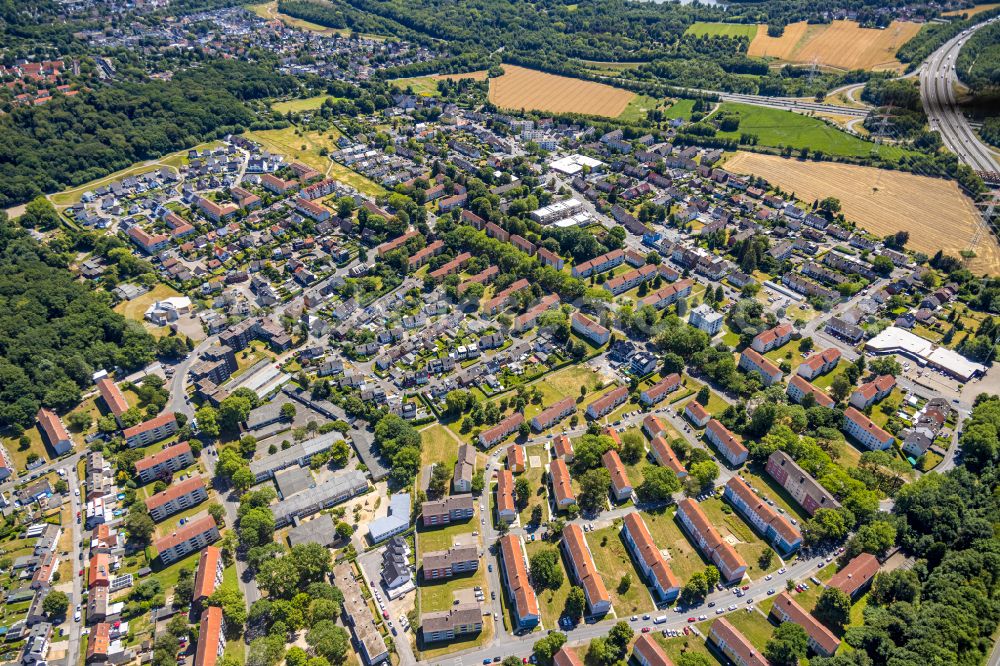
488;65;635;118
748;20;922;71
724;152;1000;275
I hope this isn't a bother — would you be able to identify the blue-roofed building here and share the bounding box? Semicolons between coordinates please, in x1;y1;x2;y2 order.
368;492;411;544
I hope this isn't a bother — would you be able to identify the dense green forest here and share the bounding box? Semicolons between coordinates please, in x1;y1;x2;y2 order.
956;21;1000;92
0;59;297;208
0;213;156;429
810;395;1000;666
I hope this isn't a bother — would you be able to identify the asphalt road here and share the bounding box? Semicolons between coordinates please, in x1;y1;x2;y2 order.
919;17;1000;173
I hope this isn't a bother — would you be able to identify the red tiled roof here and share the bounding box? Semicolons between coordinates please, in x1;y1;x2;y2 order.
154;516;216;555
644;373;681;401
553;646;584;666
622;512;679;594
550;458;575;505
685;400;710;422
134;441;192;473
563;524;610;609
195;606;224;666
770;592;840;655
827;553;879;598
788;375;835;408
553;434;574;458
651;435;686;477
677;499;746;579
144;476;205;511
725;477;799;546
499;535;539;618
123;412;177;439
497;469;515;515
587;386;628;416
633;633;673;666
602;449;631;494
741;348;781;376
193;546;222;601
706;419;748;461
87;623;111;661
710;617;768;666
37;407;69;444
96;377;128;417
844;407;893;445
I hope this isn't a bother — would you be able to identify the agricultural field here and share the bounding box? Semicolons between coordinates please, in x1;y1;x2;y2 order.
943;3;1000;16
488;65;636;118
714;103;909;160
247;1;388;39
685;22;758;39
390;71;488;97
747;20;922;72
723;151;1000;274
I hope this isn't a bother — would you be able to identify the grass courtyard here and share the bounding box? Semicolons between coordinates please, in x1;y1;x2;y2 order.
586;525;657;615
524;539;572;628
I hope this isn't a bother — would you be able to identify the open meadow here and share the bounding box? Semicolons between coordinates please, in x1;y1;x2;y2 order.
724;151;1000;275
685;22;758;39
747;20;921;71
488;65;636;118
390;71;488;97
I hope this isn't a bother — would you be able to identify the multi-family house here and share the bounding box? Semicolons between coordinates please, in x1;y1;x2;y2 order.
640;374;681;406
797;348;842;381
705;419;748;467
585;386;628;420
498;535;540;630
550;458;576;510
843;407;894;450
751;323;793;353
562;524;611;616
723;477;801;556
739;349;783;386
769;592;840;657
144;476;208;522
135;442;194;484
496;469;516;524
676;499;747;583
786;375;835;408
621;512;680;603
766;451;840;516
602;450;632;502
849;375;896;409
155;517;219;565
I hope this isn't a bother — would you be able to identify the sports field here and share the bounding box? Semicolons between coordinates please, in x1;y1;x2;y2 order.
714;103;908;160
748;20;921;71
724;151;1000;274
488;65;636;118
685;22;758;39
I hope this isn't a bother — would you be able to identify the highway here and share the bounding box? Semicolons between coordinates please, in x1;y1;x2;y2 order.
919;17;1000;173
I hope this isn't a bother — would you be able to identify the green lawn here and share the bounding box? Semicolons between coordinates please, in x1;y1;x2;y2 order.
150;549;201;592
715;103;913;160
271;95;344;113
812;360;850;390
664;99;696;121
1;425;51;472
699;498;782;578
641;507;708;584
654;633;722;665
685;22;758;39
586;525;656;615
416;617;494;661
763;340;806;373
419;565;487;612
524;539;571;628
421;424;461;469
417;514;478;553
389;76;442;97
618;94;664;123
791;561;837;611
680;389;729;420
519;444;549;525
713;609;775;651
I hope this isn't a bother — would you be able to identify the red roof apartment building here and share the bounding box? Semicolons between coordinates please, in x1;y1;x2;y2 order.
650;435;687;478
632;633;673;666
621;512;680;603
769;592;840;657
507;443;526;473
496;469;516;524
640;373;681;406
675;499;747;584
144;476;208;522
849;374;896;410
708;617;769;666
585;386;628;420
797;348;841;381
479;412;524;448
193;546;224;604
738;348;783;386
552;433;575;462
37;407;73;455
549;458;576;510
705;419;748;467
723;477;802;557
827;553;880;600
96;376;129;425
561;524;611;616
787;375;835;408
124;412;177;448
194;606;226;666
602;449;633;502
531;397;576;432
155;516;220;565
750;322;793;353
135;441;194;483
498;535;540;630
843;407;895;451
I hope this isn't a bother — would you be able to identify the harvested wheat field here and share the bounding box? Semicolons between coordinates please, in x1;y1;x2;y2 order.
488;65;635;118
724;152;1000;274
748;20;922;71
943;3;1000;16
